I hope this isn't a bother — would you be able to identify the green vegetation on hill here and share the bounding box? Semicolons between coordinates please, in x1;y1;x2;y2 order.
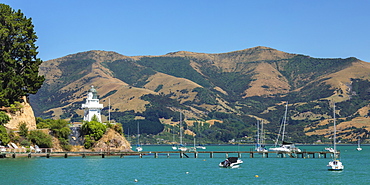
136;57;212;88
58;59;96;85
197;61;254;100
36;118;72;150
105;59;156;87
281;56;356;89
337;78;370;117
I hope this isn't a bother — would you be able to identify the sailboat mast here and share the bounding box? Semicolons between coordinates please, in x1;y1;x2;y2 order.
108;98;111;123
333;103;337;153
137;122;140;145
179;112;183;145
282;102;288;142
256;120;260;146
261;120;264;146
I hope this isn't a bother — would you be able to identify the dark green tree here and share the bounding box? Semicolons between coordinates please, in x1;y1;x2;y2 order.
0;111;10;145
0;4;45;107
18;122;28;137
0;111;10;125
0;125;10;145
81;115;107;149
28;130;53;148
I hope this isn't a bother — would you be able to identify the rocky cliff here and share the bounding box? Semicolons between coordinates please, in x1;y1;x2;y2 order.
4;96;36;130
92;129;133;152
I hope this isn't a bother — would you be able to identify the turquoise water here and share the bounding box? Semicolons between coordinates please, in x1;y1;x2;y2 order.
0;145;369;184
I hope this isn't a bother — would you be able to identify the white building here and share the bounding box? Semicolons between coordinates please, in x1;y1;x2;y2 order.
81;86;104;122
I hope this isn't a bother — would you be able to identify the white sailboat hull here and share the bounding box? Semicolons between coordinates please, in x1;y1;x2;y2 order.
178;147;188;152
269;147;291;152
136;147;143;152
269;144;301;152
196;146;206;149
325;147;335;153
327;160;344;171
255;147;268;152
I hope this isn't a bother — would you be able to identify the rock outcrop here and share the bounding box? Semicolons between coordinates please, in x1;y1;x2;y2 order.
4;96;36;130
92;129;133;152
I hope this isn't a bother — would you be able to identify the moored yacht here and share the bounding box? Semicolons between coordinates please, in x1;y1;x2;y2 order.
327;103;344;171
269;102;301;153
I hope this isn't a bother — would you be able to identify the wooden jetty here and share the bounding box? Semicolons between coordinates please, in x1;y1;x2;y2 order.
0;150;338;159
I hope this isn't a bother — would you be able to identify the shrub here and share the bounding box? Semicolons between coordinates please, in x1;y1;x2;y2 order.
0;111;10;125
18;122;28;137
0;125;10;145
28;130;53;148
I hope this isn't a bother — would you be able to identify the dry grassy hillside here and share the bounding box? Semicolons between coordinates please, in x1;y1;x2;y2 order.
30;47;370;143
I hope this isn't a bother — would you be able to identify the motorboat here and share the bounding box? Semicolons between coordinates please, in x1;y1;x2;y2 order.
219;157;243;168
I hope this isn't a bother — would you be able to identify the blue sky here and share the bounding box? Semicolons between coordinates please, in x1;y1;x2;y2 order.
2;1;370;62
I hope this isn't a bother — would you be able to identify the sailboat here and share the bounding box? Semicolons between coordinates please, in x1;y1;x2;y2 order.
356;137;362;151
195;120;206;150
177;112;188;152
327;103;344;171
127;127;132;149
255;120;267;152
135;122;143;152
269;102;301;153
188;137;197;152
171;126;178;150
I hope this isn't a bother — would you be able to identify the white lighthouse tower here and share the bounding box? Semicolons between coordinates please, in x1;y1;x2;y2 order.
81;86;104;122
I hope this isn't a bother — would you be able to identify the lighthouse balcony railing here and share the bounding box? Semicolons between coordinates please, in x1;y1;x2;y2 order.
81;104;104;109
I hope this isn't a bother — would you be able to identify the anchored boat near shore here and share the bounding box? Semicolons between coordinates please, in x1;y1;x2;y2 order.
269;102;301;153
327;103;344;171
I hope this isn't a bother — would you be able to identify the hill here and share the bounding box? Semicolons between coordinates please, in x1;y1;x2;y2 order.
29;46;370;144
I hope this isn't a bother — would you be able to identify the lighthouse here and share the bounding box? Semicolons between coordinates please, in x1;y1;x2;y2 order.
81;86;104;122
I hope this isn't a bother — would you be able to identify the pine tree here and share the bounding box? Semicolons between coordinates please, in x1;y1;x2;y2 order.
0;4;45;106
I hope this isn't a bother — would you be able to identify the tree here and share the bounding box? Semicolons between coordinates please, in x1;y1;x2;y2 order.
0;125;10;145
18;122;28;137
0;4;45;107
82;119;106;141
28;130;53;148
50;119;70;138
0;111;10;125
81;115;107;149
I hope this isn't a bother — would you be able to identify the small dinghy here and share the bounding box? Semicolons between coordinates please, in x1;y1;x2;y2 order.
219;157;243;168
